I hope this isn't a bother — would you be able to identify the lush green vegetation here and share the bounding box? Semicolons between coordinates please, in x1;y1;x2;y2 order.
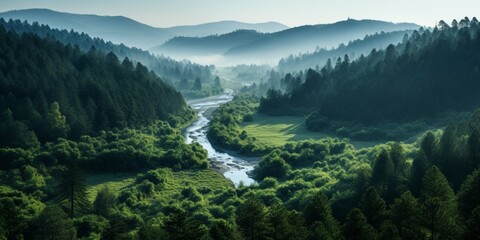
278;30;412;73
0;18;224;99
0;24;196;146
3;16;480;240
261;18;480;125
207;95;276;156
240;113;329;147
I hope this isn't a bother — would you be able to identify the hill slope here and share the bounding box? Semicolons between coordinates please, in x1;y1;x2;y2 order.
260;18;480;124
0;25;193;146
153;19;419;65
0;9;288;49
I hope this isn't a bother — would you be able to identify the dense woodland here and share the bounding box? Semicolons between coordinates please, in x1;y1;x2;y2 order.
278;30;412;73
0;18;223;98
261;17;480;125
2;15;480;240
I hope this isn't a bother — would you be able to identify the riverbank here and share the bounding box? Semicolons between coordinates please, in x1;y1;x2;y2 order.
184;90;257;186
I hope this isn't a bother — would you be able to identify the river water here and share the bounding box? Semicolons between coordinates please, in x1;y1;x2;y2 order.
184;90;257;186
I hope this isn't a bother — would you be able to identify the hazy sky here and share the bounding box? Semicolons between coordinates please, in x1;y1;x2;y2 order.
1;0;479;27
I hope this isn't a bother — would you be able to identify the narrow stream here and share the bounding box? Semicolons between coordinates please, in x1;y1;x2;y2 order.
184;90;257;186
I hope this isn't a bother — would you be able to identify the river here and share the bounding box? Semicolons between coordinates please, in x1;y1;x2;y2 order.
184;89;257;186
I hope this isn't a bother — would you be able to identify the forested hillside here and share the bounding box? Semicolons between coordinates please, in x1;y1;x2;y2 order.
0;25;194;146
278;30;412;72
260;17;480;124
0;18;219;98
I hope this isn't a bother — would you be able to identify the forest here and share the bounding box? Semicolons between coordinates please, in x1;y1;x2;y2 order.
1;9;480;240
0;18;223;99
261;17;480;124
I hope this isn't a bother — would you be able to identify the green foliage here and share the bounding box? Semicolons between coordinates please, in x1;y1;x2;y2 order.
0;24;194;146
457;170;480;221
420;166;461;239
32;205;76;240
343;208;378;240
359;187;387;229
0;186;44;239
304;192;341;239
57;161;91;218
94;185;117;217
236;197;268;240
261;23;480;126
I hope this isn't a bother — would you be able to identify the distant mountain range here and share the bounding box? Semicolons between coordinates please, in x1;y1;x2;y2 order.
153;19;420;65
0;8;421;66
0;8;288;49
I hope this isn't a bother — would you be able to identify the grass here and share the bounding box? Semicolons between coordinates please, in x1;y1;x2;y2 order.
86;172;137;201
240;113;329;147
160;169;233;198
240;113;381;149
86;169;233;201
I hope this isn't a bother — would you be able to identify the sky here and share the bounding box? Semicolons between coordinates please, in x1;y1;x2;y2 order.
1;0;479;28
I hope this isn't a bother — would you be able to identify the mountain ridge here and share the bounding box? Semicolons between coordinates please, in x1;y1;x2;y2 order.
0;8;288;49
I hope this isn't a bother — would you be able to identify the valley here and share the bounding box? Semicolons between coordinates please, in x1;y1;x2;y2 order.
1;3;480;240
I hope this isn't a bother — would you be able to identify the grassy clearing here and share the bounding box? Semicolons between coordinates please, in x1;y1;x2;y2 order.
161;169;233;198
240;113;329;147
86;169;232;201
240;113;381;149
86;172;137;201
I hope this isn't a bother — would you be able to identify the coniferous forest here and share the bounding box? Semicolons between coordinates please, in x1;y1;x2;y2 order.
1;2;480;240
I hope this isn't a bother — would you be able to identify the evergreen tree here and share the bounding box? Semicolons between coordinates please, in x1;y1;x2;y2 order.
32;205;76;240
359;187;387;229
209;219;241;240
391;191;420;239
420;166;460;239
343;208;378;240
93;185;116;217
236;197;268;240
304;192;341;239
46;102;68;141
57;161;90;218
410;149;429;196
193;77;202;91
371;150;394;198
465;206;480;240
468;129;480;171
421;131;437;162
457;170;480;220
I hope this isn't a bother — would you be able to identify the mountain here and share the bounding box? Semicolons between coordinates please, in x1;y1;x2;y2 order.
153;19;420;65
0;24;193;145
166;20;287;36
0;8;288;49
153;30;267;57
0;8;171;49
260;19;480;125
278;30;413;72
225;19;420;62
0;18;214;90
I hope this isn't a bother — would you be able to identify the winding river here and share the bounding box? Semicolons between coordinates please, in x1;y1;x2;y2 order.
184;90;257;186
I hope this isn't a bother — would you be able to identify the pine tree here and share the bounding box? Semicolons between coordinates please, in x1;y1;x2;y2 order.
343;208;378;240
391;191;420;239
371;150;394;198
420;166;460;239
465;206;480;240
209;220;241;240
359;187;387;229
410;150;429;196
57;161;90;218
421;131;437;161
457;170;480;220
236;197;268;240
304;192;341;239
